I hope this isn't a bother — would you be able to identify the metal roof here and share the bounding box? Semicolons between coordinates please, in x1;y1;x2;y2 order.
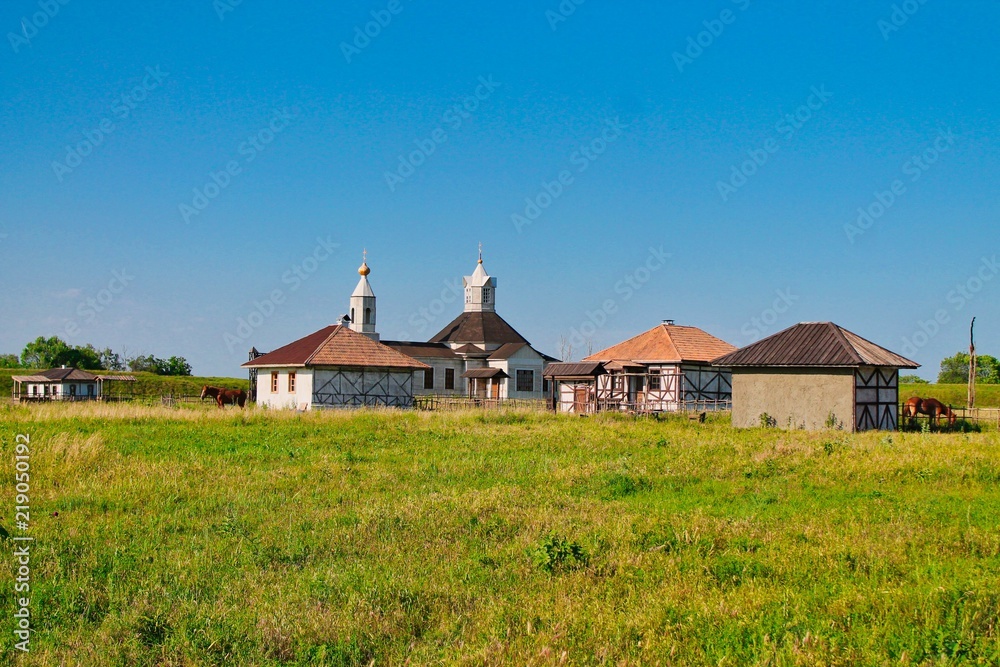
712;322;919;369
461;367;509;379
542;362;606;378
429;311;530;346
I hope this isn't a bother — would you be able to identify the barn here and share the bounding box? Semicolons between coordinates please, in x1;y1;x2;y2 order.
712;322;919;431
242;321;430;410
544;321;737;413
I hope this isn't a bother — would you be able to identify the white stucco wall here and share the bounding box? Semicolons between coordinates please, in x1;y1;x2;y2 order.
255;368;313;410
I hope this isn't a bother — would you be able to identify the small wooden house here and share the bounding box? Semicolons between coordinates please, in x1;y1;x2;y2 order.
242;323;430;410
712;322;919;431
11;367;135;402
544;322;736;413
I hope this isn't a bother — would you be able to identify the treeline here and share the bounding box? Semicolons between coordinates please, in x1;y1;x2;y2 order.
0;336;192;376
901;352;999;385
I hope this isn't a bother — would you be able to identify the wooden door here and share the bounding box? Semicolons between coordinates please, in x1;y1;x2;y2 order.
491;380;501;399
574;387;589;413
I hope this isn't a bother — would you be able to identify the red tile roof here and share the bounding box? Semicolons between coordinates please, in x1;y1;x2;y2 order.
712;322;919;368
243;325;429;370
584;324;736;364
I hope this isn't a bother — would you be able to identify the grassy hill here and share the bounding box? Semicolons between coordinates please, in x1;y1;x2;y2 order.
1;405;998;664
901;382;1000;408
0;368;248;401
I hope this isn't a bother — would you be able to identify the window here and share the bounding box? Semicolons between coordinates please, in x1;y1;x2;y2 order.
648;374;661;390
350;308;355;323
482;287;491;303
288;372;296;393
271;372;279;393
365;307;372;324
423;368;434;389
445;368;455;390
516;370;534;393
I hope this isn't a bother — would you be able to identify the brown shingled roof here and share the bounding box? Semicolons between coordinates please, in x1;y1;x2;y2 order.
584;323;736;364
429;311;529;346
382;341;459;359
243;325;429;370
711;322;919;369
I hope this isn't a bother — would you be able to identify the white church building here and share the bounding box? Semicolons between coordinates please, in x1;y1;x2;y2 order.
382;252;555;400
244;251;554;407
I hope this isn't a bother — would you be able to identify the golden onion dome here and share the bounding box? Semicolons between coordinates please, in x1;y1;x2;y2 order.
358;261;370;276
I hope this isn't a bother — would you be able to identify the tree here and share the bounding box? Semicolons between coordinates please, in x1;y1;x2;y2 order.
900;374;929;384
938;352;1000;384
0;354;20;368
97;348;125;371
20;336;72;368
127;354;192;376
164;356;192;377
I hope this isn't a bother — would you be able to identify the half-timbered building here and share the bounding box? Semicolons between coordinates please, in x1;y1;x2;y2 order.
712;322;919;431
544;322;736;413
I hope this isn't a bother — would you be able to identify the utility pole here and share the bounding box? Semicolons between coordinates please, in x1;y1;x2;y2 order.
968;317;976;409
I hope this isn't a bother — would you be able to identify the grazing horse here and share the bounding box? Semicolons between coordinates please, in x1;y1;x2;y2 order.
215;388;247;409
201;385;247;409
903;397;957;426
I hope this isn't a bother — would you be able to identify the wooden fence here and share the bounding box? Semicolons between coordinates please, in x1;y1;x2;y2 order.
413;396;548;412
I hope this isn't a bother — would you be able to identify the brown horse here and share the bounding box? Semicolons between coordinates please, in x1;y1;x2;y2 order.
201;385;247;409
903;397;956;426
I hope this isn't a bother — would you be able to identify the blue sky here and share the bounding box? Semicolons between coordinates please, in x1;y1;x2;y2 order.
1;0;997;378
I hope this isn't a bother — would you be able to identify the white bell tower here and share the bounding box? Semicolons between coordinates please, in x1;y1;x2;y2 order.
349;250;379;341
464;244;497;313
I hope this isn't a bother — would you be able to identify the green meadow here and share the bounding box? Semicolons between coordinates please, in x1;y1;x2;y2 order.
1;404;999;665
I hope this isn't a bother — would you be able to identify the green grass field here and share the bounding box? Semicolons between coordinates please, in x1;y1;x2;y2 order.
0;369;248;402
1;404;999;665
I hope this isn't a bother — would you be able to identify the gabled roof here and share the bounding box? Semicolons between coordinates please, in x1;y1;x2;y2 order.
242;325;429;370
429;311;529;346
382;341;459;359
488;343;527;360
584;323;736;364
711;322;919;369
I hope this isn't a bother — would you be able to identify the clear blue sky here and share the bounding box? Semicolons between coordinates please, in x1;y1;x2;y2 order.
1;1;997;379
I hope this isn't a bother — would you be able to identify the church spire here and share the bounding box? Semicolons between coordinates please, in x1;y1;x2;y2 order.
463;246;497;313
349;249;379;341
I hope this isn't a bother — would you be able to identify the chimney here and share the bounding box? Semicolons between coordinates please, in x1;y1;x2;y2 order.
663;319;675;326
339;314;351;327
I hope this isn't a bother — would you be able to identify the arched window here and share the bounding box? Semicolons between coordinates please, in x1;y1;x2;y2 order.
365;308;372;324
350;308;355;323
